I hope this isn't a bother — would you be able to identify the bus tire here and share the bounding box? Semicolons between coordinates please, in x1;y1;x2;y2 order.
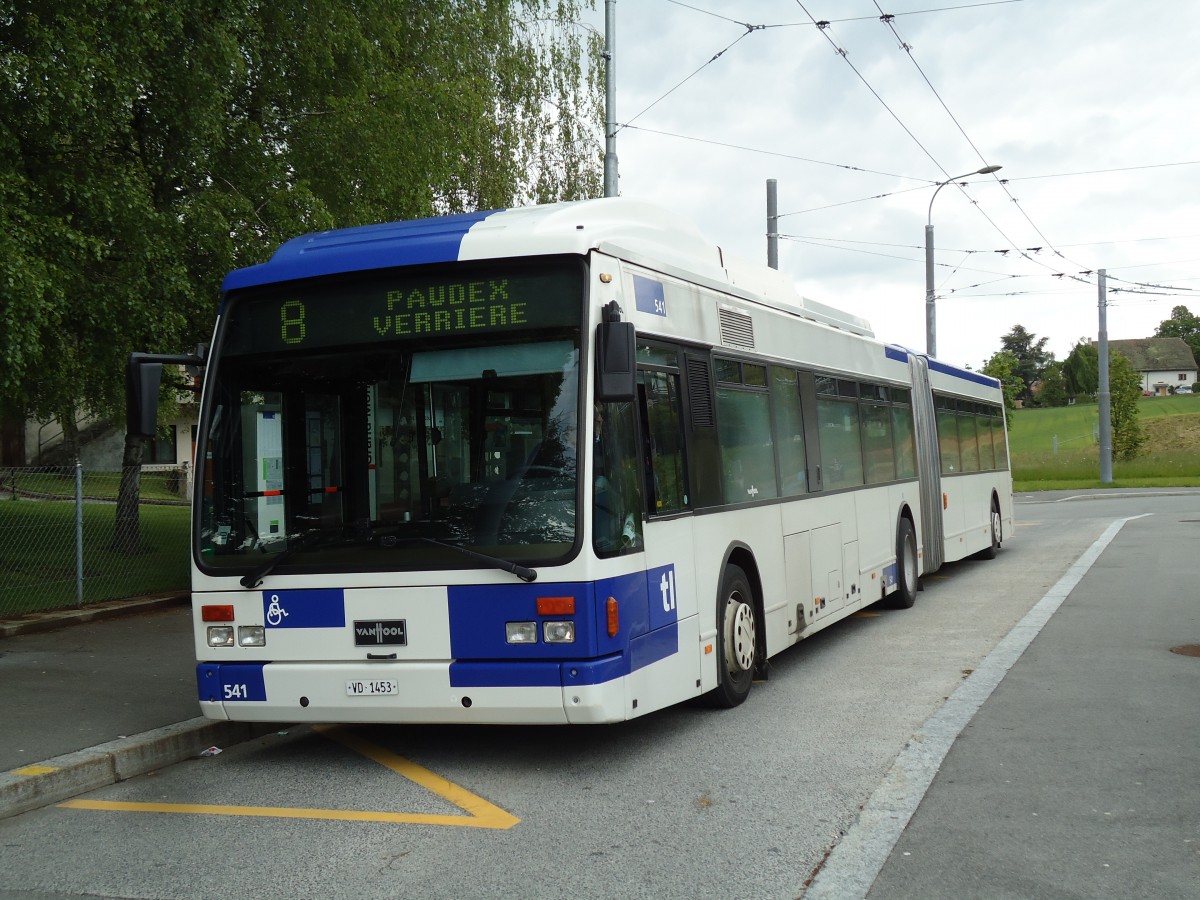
890;518;918;609
977;498;1001;560
704;564;757;708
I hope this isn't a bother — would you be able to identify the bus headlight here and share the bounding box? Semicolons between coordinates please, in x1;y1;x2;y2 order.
238;625;266;647
543;621;575;643
506;622;538;644
207;626;235;647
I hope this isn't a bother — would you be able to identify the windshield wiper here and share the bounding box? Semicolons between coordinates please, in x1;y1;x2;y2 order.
240;530;538;587
383;535;537;583
239;529;339;589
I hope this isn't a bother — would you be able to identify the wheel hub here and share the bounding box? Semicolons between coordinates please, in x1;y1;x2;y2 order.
724;598;756;673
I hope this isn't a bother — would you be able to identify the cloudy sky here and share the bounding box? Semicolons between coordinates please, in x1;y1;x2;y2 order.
583;0;1200;371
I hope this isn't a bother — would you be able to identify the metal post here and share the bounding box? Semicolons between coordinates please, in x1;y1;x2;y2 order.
766;179;779;269
924;164;1002;359
924;222;936;357
1097;269;1113;483
603;0;618;198
75;461;84;606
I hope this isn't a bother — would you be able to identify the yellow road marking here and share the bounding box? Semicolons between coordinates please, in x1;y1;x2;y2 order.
58;725;519;829
316;725;518;828
59;799;515;828
11;765;58;776
852;612;882;618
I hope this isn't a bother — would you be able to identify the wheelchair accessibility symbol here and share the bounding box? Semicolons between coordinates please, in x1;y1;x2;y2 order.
266;594;289;626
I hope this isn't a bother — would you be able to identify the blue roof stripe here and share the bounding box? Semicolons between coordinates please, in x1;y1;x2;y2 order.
221;208;503;292
928;358;1001;388
883;345;1000;388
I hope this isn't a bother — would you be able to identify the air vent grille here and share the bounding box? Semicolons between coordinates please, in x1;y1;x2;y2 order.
686;357;715;427
719;307;755;350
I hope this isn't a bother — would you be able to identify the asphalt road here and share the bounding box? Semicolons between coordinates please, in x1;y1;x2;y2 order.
0;490;1196;899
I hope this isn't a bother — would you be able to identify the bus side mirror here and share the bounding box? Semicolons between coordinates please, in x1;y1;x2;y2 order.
126;354;164;438
596;321;635;401
125;347;208;437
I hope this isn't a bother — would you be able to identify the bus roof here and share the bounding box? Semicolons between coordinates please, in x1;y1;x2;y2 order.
220;199;708;291
219;199;872;336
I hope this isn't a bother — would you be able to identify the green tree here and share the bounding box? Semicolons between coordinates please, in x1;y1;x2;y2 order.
981;350;1025;422
1062;338;1099;398
999;324;1054;402
1036;361;1069;407
1;0;602;548
1154;305;1200;366
1109;352;1145;460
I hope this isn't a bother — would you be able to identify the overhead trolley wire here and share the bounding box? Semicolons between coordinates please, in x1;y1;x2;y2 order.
790;1;1080;291
651;2;1192;298
618;124;930;181
866;3;1200;298
619;26;762;131
668;0;1025;29
866;1;1100;290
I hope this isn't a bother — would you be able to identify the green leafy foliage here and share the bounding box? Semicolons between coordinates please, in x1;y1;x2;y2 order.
1154;305;1200;366
999;324;1054;402
981;349;1025;422
1035;360;1068;407
1108;351;1145;460
1062;338;1098;398
0;0;602;427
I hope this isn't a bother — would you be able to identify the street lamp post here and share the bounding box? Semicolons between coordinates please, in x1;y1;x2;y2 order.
924;164;1002;358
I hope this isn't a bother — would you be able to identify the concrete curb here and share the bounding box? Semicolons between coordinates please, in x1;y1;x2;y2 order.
0;594;189;638
0;718;280;821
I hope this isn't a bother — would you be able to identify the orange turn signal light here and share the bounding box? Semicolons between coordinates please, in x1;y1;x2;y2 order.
201;604;235;622
606;597;619;637
537;596;575;616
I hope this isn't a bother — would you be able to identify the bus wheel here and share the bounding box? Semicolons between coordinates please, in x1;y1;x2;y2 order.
890;518;918;609
978;499;1001;560
705;565;757;708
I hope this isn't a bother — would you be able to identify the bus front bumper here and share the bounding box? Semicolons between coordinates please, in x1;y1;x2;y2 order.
196;659;631;725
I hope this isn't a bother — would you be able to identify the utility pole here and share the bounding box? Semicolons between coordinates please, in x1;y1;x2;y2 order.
766;179;779;269
1097;269;1113;483
603;0;618;198
924;164;1002;357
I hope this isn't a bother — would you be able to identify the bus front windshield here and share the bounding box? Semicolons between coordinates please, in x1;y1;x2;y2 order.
199;261;584;576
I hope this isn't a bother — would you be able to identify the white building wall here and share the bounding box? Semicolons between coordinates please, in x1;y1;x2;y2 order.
1142;368;1198;393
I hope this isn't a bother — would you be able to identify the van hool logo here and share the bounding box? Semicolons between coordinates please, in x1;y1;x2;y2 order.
353;620;408;646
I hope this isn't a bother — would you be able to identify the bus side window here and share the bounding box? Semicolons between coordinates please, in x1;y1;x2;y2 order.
638;369;690;514
592;400;643;555
771;366;808;496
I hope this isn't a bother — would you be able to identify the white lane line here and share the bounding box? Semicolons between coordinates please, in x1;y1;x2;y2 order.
1018;491;1192;504
802;514;1151;899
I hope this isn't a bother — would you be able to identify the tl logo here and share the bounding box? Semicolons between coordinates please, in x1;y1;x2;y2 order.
658;567;677;613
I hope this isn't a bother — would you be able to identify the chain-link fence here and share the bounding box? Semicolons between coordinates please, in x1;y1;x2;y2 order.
0;464;191;618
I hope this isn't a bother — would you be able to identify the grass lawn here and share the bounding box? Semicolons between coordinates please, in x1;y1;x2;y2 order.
0;499;190;617
1009;396;1200;490
1;468;188;503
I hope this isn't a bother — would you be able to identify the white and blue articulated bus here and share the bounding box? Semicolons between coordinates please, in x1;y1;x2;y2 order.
129;198;1013;725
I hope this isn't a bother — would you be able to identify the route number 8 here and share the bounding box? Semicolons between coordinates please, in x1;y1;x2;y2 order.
281;299;306;345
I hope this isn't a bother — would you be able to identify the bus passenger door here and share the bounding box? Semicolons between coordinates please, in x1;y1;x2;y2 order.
630;359;700;710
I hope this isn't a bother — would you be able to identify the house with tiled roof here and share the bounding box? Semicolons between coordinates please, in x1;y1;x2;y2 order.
1099;337;1198;395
